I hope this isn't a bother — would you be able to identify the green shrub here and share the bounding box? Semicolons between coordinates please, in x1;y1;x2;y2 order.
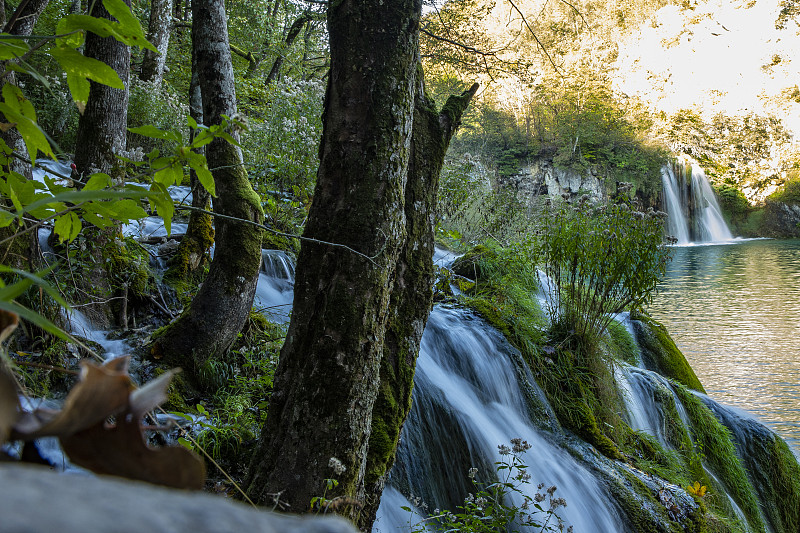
539;193;671;342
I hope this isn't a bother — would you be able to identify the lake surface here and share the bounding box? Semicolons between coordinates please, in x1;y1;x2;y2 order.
647;239;800;451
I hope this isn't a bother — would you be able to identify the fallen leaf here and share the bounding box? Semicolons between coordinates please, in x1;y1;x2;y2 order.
128;368;179;418
0;309;19;343
0;366;20;444
13;357;132;439
61;410;206;490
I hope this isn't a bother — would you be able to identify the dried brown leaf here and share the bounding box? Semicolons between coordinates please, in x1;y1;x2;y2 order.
128;368;179;418
61;412;206;490
0;366;20;444
13;357;132;439
0;309;19;344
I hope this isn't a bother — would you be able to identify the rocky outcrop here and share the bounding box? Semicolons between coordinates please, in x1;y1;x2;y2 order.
760;200;800;238
0;464;358;533
499;158;606;205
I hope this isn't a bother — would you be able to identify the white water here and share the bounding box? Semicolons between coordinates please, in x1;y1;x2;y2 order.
376;306;624;532
660;165;691;244
254;250;295;324
661;156;733;244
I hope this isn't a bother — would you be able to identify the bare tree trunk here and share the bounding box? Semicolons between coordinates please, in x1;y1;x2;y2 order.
152;0;263;379
140;0;173;85
72;0;130;180
243;0;421;518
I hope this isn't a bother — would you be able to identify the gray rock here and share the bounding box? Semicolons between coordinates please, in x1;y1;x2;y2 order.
0;464;358;533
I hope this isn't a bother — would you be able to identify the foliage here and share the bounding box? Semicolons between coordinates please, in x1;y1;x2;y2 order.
529;75;666;194
767;171;800;204
539;192;671;342
405;439;571;533
659;109;795;201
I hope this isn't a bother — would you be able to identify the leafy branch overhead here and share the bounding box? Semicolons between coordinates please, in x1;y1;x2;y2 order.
0;314;205;490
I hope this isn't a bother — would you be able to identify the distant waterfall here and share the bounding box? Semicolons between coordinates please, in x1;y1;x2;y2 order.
661;156;733;244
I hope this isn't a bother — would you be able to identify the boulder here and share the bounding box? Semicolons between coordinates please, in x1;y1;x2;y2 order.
0;464;358;533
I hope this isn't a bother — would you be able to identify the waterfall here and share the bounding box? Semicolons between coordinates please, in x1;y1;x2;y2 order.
375;306;624;533
254;249;295;324
661;156;733;244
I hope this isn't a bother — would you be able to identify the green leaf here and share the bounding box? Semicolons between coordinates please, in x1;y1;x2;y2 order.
186;151;216;197
20;188;150;217
83;173;112;191
102;0;157;52
0;35;30;60
128;125;181;141
53;211;81;242
153;158;183;186
108;198;147;220
51;46;124;112
0;84;53;162
148;182;173;235
0;265;68;309
0;300;72;342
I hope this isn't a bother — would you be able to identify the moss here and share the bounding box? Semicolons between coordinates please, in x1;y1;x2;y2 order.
606;319;639;365
632;312;705;392
673;385;765;532
450;244;497;281
760;434;800;532
164;209;215;284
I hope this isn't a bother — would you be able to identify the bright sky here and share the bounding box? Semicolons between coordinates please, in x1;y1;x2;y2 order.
614;0;800;133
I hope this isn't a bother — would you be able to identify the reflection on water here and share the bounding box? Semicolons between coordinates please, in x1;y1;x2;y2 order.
647;239;800;450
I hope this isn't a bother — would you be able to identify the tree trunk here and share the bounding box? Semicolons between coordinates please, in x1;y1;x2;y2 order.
164;43;213;283
243;0;421;518
0;0;51;270
152;0;263;379
67;0;131;328
140;0;172;85
72;0;130;180
359;80;478;531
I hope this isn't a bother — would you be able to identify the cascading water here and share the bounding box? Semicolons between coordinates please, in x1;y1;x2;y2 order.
661;156;733;244
375;306;625;533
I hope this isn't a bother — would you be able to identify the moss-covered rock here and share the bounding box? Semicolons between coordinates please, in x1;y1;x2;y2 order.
450;244;497;281
631;313;705;392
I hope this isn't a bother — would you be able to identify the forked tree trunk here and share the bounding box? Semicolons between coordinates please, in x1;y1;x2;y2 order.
140;0;172;85
153;0;263;378
359;80;478;531
243;0;477;524
243;0;420;517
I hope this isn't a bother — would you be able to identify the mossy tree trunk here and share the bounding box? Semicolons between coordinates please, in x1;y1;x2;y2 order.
360;80;478;531
243;1;476;524
153;0;263;378
164;44;213;283
140;0;172;85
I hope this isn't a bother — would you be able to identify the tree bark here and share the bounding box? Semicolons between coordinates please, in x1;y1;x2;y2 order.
140;0;173;85
359;79;478;531
164;43;213;282
72;0;130;180
243;0;422;518
152;0;263;379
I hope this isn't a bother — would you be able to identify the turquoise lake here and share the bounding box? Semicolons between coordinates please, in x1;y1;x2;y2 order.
647;239;800;451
